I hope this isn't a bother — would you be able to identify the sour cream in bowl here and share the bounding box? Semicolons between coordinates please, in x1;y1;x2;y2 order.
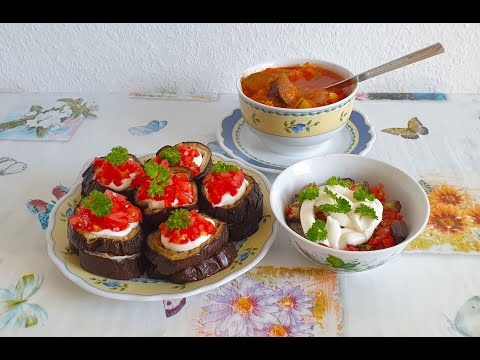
270;154;430;272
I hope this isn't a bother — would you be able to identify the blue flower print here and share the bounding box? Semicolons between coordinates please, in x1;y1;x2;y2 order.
292;124;306;133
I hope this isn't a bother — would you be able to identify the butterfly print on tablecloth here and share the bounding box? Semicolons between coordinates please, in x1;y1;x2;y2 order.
0;157;27;176
128;120;167;136
26;185;70;230
382;117;429;139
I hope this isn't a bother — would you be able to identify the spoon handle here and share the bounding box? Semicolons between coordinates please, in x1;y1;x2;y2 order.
324;42;445;90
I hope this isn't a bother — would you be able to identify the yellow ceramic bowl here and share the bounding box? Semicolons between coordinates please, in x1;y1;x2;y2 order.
237;59;358;154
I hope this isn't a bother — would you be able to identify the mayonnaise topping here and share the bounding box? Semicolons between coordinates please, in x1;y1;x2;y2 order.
90;222;139;237
145;198;179;210
300;185;383;250
161;218;216;252
83;250;141;261
193;153;203;167
207;179;249;207
95;172;137;192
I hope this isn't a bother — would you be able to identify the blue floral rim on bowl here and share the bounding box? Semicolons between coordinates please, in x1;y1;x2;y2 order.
217;109;375;174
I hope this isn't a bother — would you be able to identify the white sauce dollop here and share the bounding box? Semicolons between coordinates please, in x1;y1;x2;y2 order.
83;250;140;261
145;198;179;210
161;218;216;252
101;173;137;192
192;153;203;167
300;185;383;250
205;179;249;207
90;221;139;237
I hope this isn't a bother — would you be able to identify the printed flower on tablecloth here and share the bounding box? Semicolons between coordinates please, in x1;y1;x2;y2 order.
200;276;279;336
428;184;471;207
428;203;469;239
466;205;480;227
407;178;480;254
255;318;314;337
0;97;97;140
271;281;315;326
195;267;341;337
26;185;70;230
0;274;47;329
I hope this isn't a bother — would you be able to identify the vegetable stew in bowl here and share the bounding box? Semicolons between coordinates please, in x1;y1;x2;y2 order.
241;62;354;109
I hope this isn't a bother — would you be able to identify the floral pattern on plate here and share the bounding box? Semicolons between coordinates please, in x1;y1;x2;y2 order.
217;109;375;174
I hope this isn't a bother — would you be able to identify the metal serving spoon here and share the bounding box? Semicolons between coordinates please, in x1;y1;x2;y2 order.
323;42;445;90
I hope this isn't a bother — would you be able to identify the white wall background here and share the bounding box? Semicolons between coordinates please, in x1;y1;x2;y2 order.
0;23;479;93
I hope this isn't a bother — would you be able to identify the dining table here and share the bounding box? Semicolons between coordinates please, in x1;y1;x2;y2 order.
1;91;479;337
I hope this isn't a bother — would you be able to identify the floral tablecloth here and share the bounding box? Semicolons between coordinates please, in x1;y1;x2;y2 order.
1;92;479;337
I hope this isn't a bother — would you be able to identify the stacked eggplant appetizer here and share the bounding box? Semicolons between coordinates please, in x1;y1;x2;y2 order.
67;142;264;284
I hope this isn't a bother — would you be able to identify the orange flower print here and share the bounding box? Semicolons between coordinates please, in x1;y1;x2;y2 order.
429;203;467;238
428;184;468;207
467;204;480;227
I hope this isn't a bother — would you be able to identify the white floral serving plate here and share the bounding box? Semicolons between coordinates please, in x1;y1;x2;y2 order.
46;153;278;301
217;109;375;174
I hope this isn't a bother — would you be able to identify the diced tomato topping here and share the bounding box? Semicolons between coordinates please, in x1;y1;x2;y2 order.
285;206;292;216
315;211;327;222
68;189;142;232
159;210;216;244
375;227;391;238
93;158;145;188
136;172;194;207
203;168;245;205
370;183;385;202
151;156;170;168
346;244;359;251
382;237;395;248
369;183;386;202
177;145;201;177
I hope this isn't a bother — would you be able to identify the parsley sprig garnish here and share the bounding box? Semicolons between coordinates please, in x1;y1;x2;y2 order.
318;187;352;214
165;209;191;230
355;204;378;219
353;186;375;202
159;146;181;166
211;161;238;173
306;220;328;242
326;176;351;188
105;146;129;167
144;160;171;198
297;183;319;202
82;190;112;217
357;244;372;250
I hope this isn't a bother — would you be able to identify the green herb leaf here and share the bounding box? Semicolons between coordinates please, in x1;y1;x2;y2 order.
165;209;191;230
106;146;129;167
82;190;112;217
144;160;160;179
144;161;171;198
306;220;328;242
159;146;181;166
319;187;352;214
355;204;378;219
353;186;376;201
357;244;372;250
326;176;351;188
297;182;319;202
211;161;238;173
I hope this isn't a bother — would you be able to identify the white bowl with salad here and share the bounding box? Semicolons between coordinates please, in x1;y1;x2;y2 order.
270;154;430;272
